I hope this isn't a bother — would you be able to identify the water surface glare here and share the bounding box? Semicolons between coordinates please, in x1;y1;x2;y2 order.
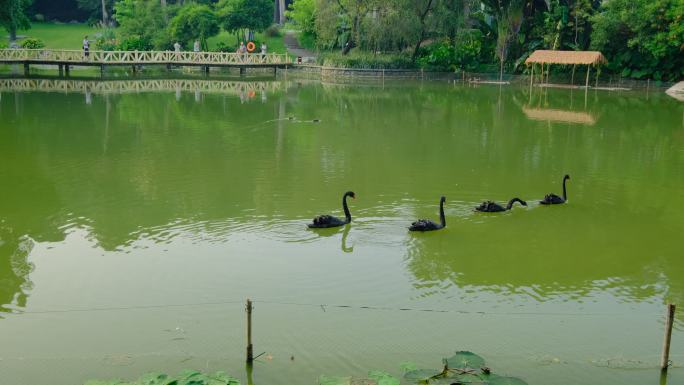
0;79;683;385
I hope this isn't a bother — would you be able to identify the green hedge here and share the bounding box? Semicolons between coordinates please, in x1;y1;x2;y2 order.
20;38;46;49
318;51;416;69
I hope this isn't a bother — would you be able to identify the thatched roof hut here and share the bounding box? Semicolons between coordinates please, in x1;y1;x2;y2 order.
525;50;607;66
525;50;607;87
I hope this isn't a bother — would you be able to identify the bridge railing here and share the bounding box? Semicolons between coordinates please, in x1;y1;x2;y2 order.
0;49;293;66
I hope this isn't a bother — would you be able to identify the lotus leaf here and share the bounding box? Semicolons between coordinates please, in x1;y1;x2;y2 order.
319;375;352;385
444;352;485;370
367;370;400;385
487;376;528;385
84;371;239;385
400;362;418;372
404;369;442;382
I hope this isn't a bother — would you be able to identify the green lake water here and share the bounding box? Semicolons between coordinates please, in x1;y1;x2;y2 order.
0;78;683;385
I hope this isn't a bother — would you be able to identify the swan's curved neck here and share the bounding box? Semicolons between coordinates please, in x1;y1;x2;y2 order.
343;194;351;223
562;178;568;201
506;198;516;210
439;200;446;227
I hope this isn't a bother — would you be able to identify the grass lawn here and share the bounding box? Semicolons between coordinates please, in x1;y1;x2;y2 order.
15;22;103;50
207;31;287;55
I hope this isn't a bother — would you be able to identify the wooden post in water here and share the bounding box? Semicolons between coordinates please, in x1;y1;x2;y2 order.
661;303;676;371
546;64;551;84
571;64;576;85
585;64;591;88
529;64;534;87
58;64;64;77
65;65;70;77
23;63;30;76
246;299;254;364
595;65;600;88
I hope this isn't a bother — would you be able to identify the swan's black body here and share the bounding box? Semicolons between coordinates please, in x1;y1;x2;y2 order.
540;174;570;205
409;196;446;232
475;198;527;212
308;191;355;228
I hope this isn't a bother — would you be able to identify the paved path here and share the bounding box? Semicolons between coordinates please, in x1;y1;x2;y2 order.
284;31;316;59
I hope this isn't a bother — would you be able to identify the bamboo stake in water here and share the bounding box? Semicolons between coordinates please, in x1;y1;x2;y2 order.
661;304;676;371
246;299;254;363
585;64;591;88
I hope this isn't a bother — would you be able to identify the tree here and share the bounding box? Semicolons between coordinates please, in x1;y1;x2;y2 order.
0;0;32;42
286;0;316;37
169;3;219;50
481;0;526;81
77;0;115;25
411;0;437;62
216;0;273;43
591;0;684;81
114;0;171;50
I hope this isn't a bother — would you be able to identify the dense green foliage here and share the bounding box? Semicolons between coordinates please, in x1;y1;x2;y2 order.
591;0;684;81
6;0;684;79
285;0;315;41
287;0;684;79
110;0;272;51
114;0;170;50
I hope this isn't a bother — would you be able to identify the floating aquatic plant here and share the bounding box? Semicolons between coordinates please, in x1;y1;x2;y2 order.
319;351;528;385
84;370;240;385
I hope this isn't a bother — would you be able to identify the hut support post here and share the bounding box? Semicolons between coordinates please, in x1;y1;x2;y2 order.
546;64;551;84
585;64;591;88
571;64;576;85
595;65;600;88
530;64;534;87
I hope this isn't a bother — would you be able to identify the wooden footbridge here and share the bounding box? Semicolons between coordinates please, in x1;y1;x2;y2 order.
0;49;293;76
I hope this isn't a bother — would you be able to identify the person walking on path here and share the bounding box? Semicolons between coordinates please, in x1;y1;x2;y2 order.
238;41;247;62
260;43;267;61
174;41;181;60
83;36;90;58
193;40;200;53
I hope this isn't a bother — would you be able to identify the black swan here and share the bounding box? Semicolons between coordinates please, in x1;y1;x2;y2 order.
409;196;446;232
540;174;570;205
308;191;355;228
475;198;527;212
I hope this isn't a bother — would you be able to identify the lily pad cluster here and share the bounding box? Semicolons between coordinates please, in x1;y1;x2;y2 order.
320;351;528;385
84;370;240;385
